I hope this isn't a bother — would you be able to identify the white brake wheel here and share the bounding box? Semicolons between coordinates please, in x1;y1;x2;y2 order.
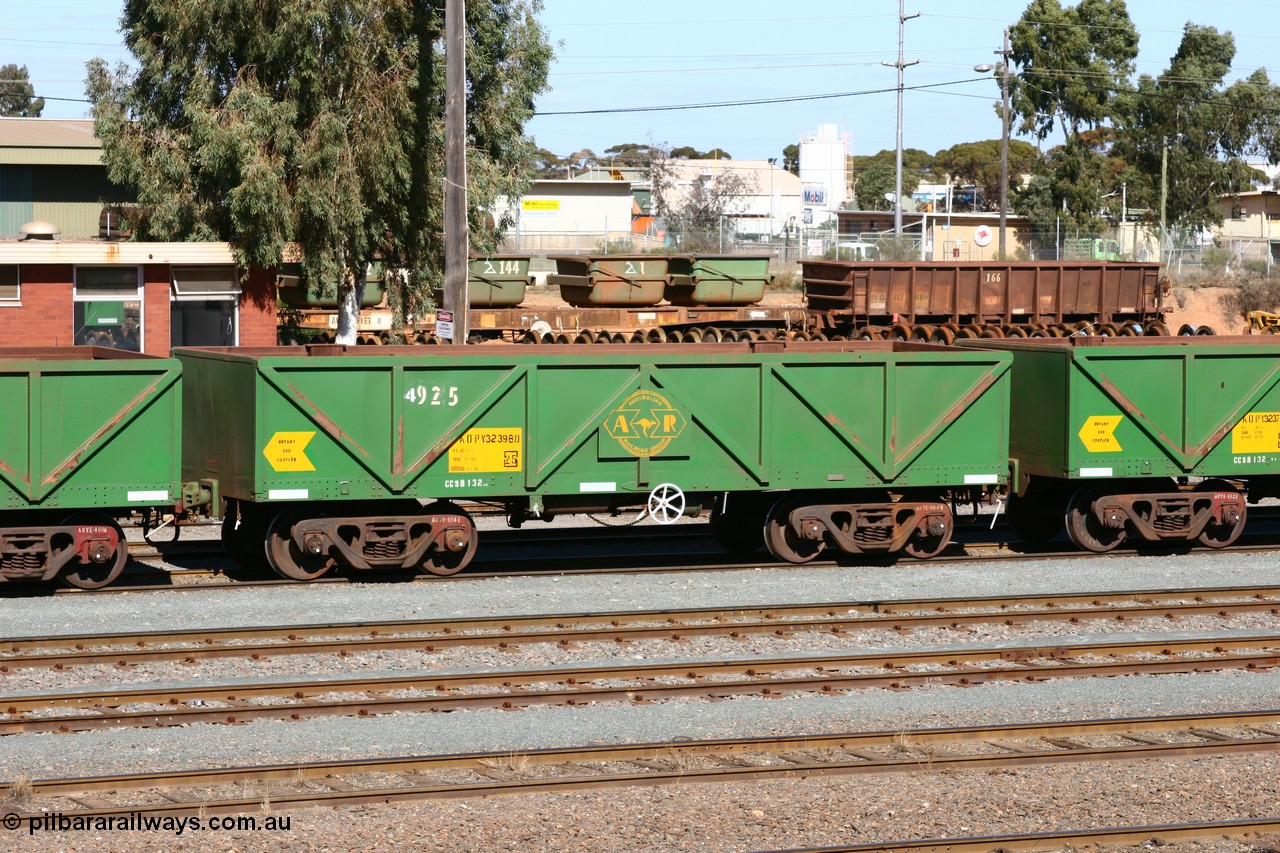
647;483;686;525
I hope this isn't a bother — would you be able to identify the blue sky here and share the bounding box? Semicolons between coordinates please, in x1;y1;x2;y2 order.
9;1;1279;162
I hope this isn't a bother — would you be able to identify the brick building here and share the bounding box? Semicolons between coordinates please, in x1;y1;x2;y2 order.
0;237;277;353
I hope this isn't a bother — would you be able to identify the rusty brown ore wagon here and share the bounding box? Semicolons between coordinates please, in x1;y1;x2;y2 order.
801;260;1179;343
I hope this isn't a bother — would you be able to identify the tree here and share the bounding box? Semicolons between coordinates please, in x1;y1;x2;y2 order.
1008;0;1138;142
1004;0;1138;230
648;147;757;251
848;149;932;211
935;139;1040;210
87;0;552;343
781;144;799;175
0;63;44;117
1113;24;1280;233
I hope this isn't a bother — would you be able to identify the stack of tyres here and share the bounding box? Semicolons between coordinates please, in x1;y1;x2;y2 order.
174;340;1012;580
0;347;183;588
959;336;1280;551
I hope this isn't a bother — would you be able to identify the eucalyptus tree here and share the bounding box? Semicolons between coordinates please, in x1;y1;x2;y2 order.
1006;0;1137;230
0;64;43;116
1113;24;1280;232
87;0;551;342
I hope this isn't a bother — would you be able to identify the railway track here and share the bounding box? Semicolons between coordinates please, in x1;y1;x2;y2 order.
4;584;1280;671
775;820;1280;853
5;710;1279;823
35;517;1280;596
4;633;1278;735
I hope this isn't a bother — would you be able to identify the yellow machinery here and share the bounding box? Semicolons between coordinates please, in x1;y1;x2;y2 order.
1247;311;1280;333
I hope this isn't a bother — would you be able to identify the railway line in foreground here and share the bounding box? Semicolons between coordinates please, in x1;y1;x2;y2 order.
5;711;1278;830
3;632;1278;735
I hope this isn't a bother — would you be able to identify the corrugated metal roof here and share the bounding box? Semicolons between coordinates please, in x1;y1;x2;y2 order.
0;119;103;166
0;118;100;148
0;241;237;264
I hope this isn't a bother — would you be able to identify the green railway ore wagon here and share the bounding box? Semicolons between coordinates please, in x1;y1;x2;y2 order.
960;336;1280;552
175;341;1012;579
0;347;184;588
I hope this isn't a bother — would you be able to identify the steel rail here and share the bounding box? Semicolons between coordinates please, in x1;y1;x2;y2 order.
6;715;1280;823
12;708;1280;797
769;819;1280;853
3;635;1278;734
4;585;1280;671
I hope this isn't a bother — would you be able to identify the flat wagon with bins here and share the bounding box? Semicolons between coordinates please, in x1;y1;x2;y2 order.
175;340;1012;579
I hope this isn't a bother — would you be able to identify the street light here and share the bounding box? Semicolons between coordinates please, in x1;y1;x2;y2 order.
974;28;1011;258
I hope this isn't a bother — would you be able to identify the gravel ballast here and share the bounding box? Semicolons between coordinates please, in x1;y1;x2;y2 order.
5;548;1280;851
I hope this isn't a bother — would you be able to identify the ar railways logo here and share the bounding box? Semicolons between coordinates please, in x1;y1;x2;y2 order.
604;390;687;457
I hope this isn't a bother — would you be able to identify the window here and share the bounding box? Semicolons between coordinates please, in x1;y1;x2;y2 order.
171;266;241;300
0;265;17;303
74;266;142;351
170;266;240;347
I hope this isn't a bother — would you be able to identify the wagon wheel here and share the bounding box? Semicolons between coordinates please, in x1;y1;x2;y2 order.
1065;488;1126;553
709;495;767;555
646;484;686;525
1195;479;1246;549
59;512;128;589
418;501;478;576
910;325;934;343
1143;321;1170;336
928;325;956;345
763;496;824;564
901;503;954;560
265;510;336;581
1194;325;1216;336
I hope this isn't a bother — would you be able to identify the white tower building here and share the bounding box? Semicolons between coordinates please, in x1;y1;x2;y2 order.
798;124;852;225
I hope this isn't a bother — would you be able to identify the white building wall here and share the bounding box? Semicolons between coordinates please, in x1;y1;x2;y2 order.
497;180;636;252
798;124;851;225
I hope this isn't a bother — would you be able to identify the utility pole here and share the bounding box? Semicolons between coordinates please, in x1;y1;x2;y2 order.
444;0;469;345
882;0;919;238
997;27;1010;259
1160;136;1169;268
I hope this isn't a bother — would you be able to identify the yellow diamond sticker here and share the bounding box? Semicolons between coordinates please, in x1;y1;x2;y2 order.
1078;416;1123;453
263;431;316;472
1231;412;1280;454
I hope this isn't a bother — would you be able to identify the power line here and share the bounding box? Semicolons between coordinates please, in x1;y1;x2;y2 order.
536;78;988;116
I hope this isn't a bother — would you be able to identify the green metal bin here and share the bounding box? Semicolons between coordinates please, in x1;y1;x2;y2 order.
665;255;771;306
548;254;669;307
468;256;532;307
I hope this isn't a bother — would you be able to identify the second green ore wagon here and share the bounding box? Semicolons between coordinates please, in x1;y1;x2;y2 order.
175;341;1011;579
961;336;1280;552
